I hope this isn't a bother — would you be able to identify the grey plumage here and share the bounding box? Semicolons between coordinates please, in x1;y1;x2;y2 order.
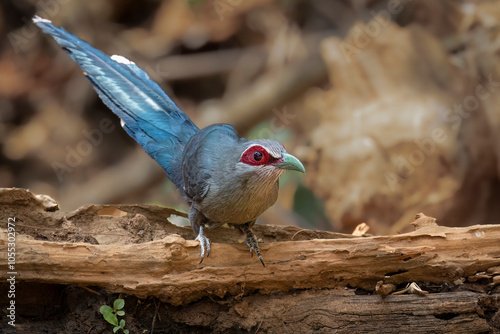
182;125;285;229
181;125;300;266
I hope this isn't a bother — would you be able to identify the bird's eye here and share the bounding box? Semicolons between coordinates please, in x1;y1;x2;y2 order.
241;145;270;166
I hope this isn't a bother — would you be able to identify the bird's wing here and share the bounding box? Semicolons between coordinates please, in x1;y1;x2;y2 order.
181;124;240;203
33;16;199;187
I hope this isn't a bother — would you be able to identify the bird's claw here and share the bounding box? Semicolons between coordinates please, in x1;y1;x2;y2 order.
195;225;211;264
242;226;266;267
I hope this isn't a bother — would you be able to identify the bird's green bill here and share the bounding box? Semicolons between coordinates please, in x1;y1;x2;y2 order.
276;153;305;173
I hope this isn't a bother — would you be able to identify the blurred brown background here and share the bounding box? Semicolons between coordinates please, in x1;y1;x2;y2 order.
2;0;500;235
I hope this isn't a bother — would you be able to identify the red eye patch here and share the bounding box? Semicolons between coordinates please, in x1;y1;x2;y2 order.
241;145;271;166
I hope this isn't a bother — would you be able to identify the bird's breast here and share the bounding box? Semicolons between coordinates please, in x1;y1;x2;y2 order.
199;175;279;224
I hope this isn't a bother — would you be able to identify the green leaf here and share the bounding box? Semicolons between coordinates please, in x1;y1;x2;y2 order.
124;330;130;334
116;310;125;316
103;312;119;326
114;299;125;310
113;326;120;333
119;319;125;327
100;305;113;315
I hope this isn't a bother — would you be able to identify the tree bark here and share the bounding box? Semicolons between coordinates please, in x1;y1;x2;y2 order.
1;188;499;332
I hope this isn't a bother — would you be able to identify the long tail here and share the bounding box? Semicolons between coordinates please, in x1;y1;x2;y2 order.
33;16;198;187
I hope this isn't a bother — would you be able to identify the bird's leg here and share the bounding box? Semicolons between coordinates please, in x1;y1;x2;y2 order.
195;225;210;264
240;223;266;267
189;207;210;264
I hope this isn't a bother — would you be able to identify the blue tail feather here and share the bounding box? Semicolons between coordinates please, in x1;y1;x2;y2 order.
33;16;199;187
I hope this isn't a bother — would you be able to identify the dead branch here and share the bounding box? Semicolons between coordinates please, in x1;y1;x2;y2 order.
1;188;499;308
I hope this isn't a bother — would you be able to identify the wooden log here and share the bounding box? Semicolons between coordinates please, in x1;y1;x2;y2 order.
5;281;497;333
1;188;500;308
192;290;493;333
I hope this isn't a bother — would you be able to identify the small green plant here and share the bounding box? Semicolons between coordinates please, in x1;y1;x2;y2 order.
99;298;129;334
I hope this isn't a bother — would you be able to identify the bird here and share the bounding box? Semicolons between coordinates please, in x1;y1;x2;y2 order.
33;16;305;266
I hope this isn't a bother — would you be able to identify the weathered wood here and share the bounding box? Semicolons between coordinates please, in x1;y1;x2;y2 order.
194;290;493;333
4;224;500;306
1;188;500;309
4;283;497;333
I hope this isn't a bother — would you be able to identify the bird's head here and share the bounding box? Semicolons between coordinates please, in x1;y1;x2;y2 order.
238;140;305;180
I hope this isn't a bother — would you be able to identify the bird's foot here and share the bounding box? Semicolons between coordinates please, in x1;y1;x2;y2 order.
195;225;211;264
241;224;266;267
